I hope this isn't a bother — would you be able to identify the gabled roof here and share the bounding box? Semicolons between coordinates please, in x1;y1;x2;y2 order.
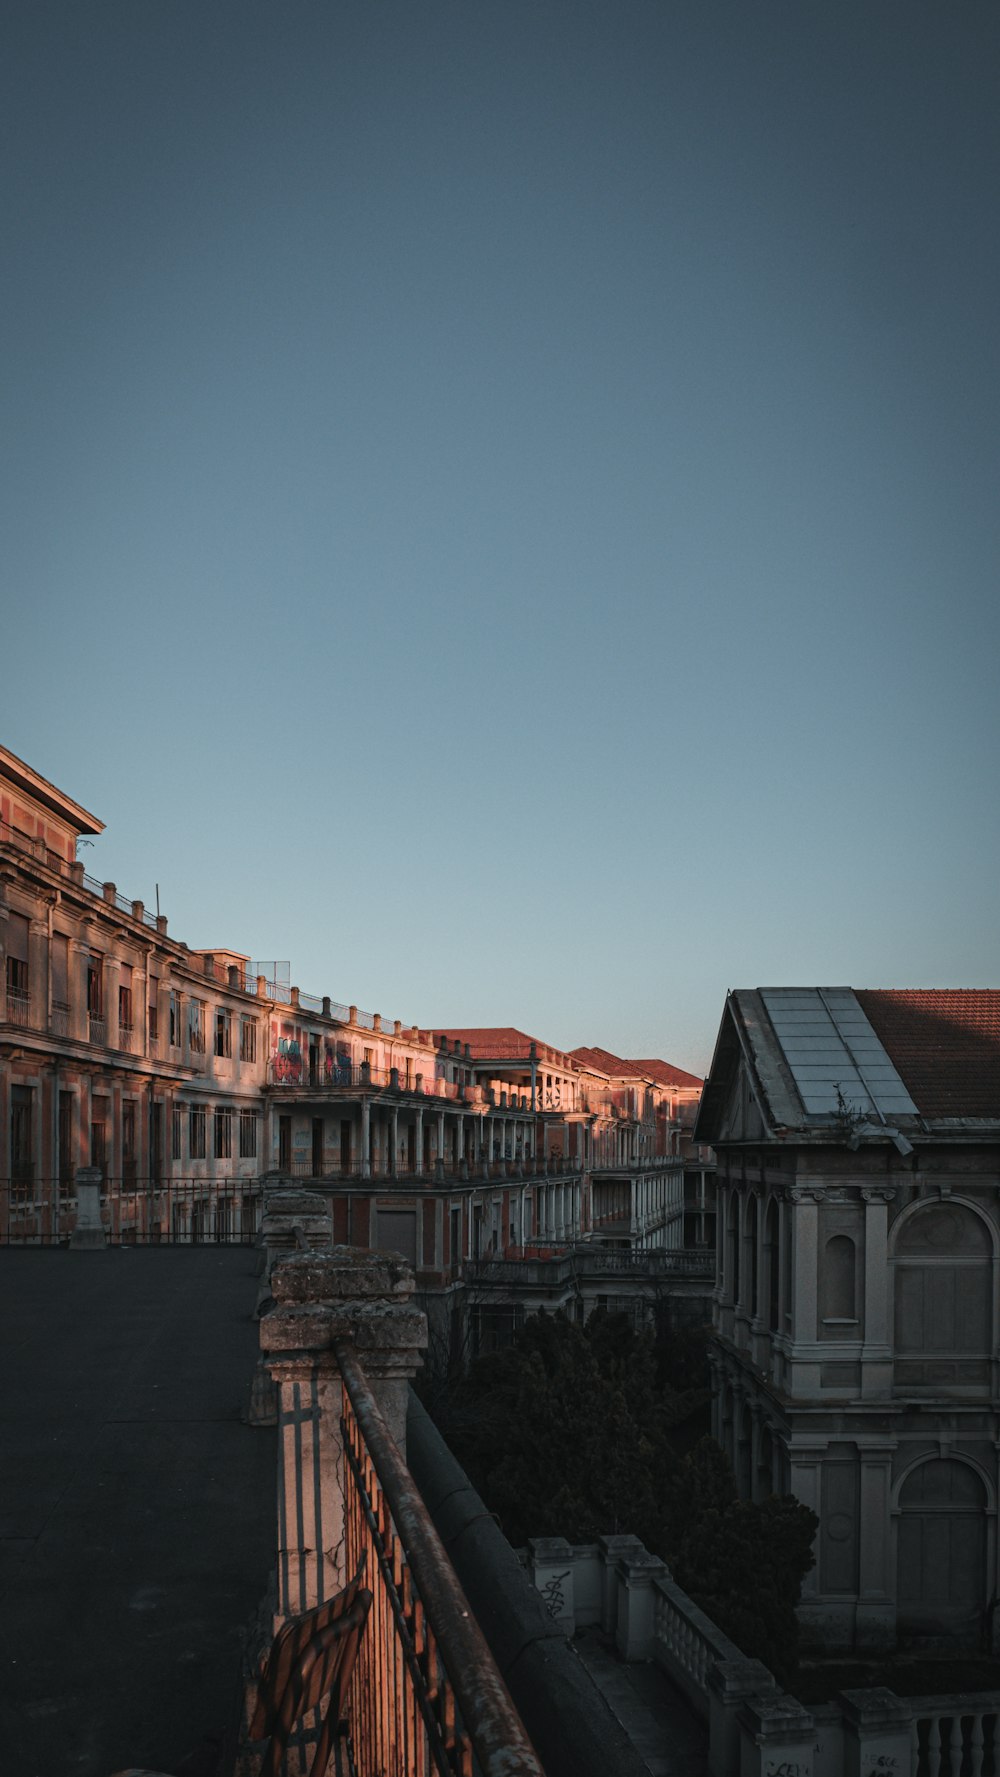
435;1027;576;1069
856;990;1000;1120
0;742;103;837
695;987;1000;1143
570;1045;702;1090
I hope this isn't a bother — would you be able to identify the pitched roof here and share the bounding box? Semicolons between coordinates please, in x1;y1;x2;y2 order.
856;990;1000;1120
435;1027;575;1068
570;1045;702;1089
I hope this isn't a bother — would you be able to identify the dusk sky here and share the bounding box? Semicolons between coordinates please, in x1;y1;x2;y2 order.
3;2;998;1074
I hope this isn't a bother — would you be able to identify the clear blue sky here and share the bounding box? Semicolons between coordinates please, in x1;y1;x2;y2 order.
3;2;998;1074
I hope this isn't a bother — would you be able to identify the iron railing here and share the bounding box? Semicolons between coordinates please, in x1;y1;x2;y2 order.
265;1060;482;1102
337;1343;544;1777
5;990;31;1027
0;1176;263;1245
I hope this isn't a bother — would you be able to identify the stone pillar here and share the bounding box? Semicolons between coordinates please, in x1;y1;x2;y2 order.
415;1106;423;1175
259;1248;427;1621
104;957;120;1051
70;1167;106;1249
70;940;90;1043
737;1694;815;1777
456;1115;465;1163
596;1535;645;1636
390;1107;398;1176
839;1687;912;1776
614;1547;667;1661
361;1098;371;1178
436;1109;445;1165
28;917;47;1031
786;1439;825;1603
707;1659;778;1777
855;1443;897;1651
860;1187;895;1398
527;1536;576;1633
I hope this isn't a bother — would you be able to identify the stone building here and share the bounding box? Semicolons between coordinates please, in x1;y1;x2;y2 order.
695;985;1000;1654
1;744;709;1352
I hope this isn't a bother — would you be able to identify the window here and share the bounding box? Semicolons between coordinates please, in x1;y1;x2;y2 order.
214;1010;232;1058
214;1106;233;1160
189;1001;205;1053
119;980;133;1046
6;912;29;1018
189;1106;206;1159
169;992;179;1048
59;1091;74;1192
122;1102;137;1185
10;1084;34;1190
87;957;103;1017
172;1107;182;1161
91;1096;109;1170
239;1109;258;1158
240;1019;257;1063
148;999;158;1042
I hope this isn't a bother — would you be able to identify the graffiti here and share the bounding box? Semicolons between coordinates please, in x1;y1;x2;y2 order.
540;1570;571;1619
766;1764;809;1777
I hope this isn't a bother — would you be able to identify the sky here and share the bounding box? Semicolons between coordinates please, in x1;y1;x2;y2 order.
3;2;998;1075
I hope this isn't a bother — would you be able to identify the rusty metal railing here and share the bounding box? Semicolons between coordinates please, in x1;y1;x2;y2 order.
337;1342;544;1777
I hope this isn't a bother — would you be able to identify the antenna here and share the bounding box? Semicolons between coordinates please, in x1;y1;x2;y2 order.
155;883;160;918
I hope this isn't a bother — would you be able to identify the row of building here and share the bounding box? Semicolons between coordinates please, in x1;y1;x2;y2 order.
0;743;715;1352
7;739;1000;1660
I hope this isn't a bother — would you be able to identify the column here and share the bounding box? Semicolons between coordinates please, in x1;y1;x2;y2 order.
259;1248;427;1620
28;918;48;1032
786;1439;825;1602
436;1109;445;1167
855;1445;897;1651
390;1107;399;1177
70;940;90;1043
860;1187;895;1398
787;1187;821;1397
415;1106;424;1176
105;957;120;1051
456;1114;465;1163
361;1098;371;1178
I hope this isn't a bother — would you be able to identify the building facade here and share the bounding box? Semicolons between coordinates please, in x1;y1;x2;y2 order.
696;986;1000;1655
1;745;711;1350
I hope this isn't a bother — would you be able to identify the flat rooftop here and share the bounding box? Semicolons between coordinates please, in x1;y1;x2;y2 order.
0;1248;276;1777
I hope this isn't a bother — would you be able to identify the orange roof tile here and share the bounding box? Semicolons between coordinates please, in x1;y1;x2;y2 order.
855;990;1000;1120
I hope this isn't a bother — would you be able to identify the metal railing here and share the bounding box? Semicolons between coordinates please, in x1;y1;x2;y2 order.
0;1176;263;1245
5;989;31;1027
276;1155;584;1184
88;1013;106;1045
338;1343;544;1777
265;1060;485;1103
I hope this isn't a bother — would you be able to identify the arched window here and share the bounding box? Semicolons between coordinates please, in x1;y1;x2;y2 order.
897;1458;988;1646
893;1202;993;1390
821;1234;856;1322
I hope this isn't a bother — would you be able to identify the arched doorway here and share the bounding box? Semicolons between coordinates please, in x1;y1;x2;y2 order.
897;1458;989;1647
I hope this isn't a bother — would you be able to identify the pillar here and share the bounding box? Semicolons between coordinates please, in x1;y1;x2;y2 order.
861;1186;895;1398
415;1106;424;1176
259;1247;427;1620
361;1099;371;1178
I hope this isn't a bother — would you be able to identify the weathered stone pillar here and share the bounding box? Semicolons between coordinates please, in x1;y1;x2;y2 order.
259;1247;427;1622
840;1687;912;1776
70;1167;106;1248
614;1546;667;1661
706;1659;777;1777
737;1694;815;1776
360;1098;370;1178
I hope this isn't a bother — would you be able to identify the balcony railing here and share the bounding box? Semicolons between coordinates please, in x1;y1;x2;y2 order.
276;1154;584;1184
88;1013;106;1045
0;1176;263;1246
118;1023;134;1053
337;1342;544;1777
5;989;31;1027
266;1059;487;1103
50;1000;70;1037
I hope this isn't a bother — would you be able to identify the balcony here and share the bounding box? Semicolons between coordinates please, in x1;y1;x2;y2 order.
266;1057;487;1103
118;1022;134;1053
5;989;31;1028
88;1013;106;1045
253;1242;544;1777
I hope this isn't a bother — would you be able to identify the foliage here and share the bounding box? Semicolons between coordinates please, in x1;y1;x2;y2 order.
436;1308;816;1686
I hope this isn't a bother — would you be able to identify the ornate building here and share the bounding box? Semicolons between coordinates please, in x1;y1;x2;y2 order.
696;986;1000;1654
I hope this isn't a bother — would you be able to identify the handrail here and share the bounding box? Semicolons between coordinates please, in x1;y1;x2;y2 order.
336;1342;545;1777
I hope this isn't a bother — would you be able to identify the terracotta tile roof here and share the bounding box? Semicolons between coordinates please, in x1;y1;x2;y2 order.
435;1027;575;1068
570;1045;703;1090
855;990;1000;1120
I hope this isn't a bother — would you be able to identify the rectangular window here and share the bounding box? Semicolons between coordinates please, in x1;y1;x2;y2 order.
51;932;68;1009
239;1109;258;1158
10;1084;34;1189
87;958;103;1016
240;1019;257;1063
189;1106;206;1159
214;1107;233;1160
122;1101;137;1186
59;1090;74;1191
119;981;133;1045
169;992;179;1048
148;1001;158;1041
214;1010;232;1058
6;912;30;1021
91;1095;109;1171
189;1001;205;1053
172;1107;182;1161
